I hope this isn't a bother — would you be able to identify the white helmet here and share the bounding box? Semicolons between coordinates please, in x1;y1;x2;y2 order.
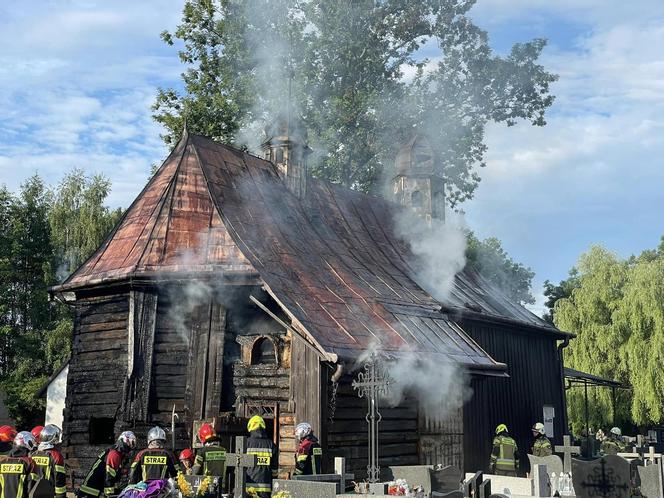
39;425;62;449
117;431;137;452
610;427;622;437
14;431;37;451
295;422;312;441
147;426;166;445
532;422;546;435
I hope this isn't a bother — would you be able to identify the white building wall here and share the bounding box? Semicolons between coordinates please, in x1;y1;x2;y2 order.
45;364;68;429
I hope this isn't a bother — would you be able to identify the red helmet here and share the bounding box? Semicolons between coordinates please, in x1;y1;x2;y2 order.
31;426;44;442
198;423;216;443
0;426;17;443
179;448;195;463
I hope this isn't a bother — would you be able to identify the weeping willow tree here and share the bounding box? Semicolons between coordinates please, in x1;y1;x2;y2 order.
553;241;664;433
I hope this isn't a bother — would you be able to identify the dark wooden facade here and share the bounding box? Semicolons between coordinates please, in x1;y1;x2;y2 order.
55;129;569;482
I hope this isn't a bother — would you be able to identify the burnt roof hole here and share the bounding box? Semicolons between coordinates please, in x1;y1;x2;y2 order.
251;337;276;365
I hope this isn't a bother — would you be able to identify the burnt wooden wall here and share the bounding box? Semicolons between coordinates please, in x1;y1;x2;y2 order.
419;404;464;470
462;318;565;474
63;291;129;482
326;377;419;478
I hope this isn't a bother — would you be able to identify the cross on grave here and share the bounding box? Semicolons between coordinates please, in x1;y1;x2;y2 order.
292;456;355;493
634;436;650;459
576;458;629;498
225;436;258;498
352;352;391;483
556;435;581;473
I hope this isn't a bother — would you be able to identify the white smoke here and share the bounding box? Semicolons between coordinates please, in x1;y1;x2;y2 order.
394;209;467;303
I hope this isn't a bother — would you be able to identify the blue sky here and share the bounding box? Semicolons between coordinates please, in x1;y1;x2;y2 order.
1;1;663;314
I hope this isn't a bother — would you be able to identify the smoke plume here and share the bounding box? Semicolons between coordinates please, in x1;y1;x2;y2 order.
394;209;467;303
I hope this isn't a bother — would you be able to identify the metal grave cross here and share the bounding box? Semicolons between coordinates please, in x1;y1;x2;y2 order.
352;352;391;483
556;435;581;473
225;436;258;498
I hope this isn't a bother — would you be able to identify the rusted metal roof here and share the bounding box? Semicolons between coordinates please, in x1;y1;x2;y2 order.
57;129;563;370
58;133;257;290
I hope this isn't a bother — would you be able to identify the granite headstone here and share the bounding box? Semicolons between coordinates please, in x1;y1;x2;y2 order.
638;461;664;498
572;456;631;498
528;454;564;476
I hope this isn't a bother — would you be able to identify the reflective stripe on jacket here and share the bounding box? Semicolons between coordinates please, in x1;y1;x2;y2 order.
245;429;278;498
78;448;123;498
0;452;35;498
491;434;519;472
192;445;227;487
129;449;179;483
32;449;67;498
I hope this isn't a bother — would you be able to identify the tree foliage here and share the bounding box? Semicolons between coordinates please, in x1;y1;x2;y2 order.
0;171;120;426
155;0;557;201
553;240;664;432
466;232;535;305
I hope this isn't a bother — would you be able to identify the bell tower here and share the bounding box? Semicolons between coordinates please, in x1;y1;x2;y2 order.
261;115;311;199
392;135;445;223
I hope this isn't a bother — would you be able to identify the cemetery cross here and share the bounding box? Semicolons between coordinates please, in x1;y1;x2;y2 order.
555;435;581;474
225;436;258;498
352;352;391;483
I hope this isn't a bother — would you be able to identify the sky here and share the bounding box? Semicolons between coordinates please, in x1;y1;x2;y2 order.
1;1;663;315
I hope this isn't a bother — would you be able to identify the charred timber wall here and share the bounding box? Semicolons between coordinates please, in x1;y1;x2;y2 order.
462;318;565;474
326;379;419;477
63;292;129;482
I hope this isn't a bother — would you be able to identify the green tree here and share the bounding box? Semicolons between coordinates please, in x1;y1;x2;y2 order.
155;0;556;199
466;232;535;305
49;169;123;279
542;270;580;323
553;241;664;432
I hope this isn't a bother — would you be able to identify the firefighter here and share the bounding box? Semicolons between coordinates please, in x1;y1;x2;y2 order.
0;426;17;456
178;449;195;475
531;422;553;457
601;427;625;456
77;431;137;498
245;415;278;498
192;423;227;490
293;422;322;476
129;427;179;483
32;424;67;498
0;431;38;498
490;424;520;476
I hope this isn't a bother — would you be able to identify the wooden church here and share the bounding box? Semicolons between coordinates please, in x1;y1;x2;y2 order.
51;119;571;480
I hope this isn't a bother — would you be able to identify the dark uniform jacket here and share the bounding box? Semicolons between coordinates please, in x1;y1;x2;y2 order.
0;443;12;457
531;435;553;457
32;448;67;498
294;435;322;476
78;447;124;498
129;448;179;483
245;429;278;498
0;448;36;498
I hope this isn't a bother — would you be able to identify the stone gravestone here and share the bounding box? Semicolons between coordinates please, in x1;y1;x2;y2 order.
630;458;645;488
433;491;464;498
638;461;664;498
464;471;483;498
431;466;463;495
528;454;564;476
273;479;337;498
556;435;581;473
531;464;552;497
478;478;492;498
572;455;631;498
292;456;355;493
386;465;435;495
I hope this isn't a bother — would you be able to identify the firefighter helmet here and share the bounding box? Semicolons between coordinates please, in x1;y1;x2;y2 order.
147;426;167;444
179;448;195;465
39;425;62;449
532;422;546;435
198;423;216;443
14;431;37;451
0;425;17;443
611;427;622;436
495;424;508;435
247;415;266;433
31;425;44;442
117;431;137;452
295;422;312;441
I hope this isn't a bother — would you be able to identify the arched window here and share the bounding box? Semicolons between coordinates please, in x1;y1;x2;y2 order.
411;190;423;209
251;337;277;365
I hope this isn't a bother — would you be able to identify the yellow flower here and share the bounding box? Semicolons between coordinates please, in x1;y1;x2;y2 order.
197;475;213;496
177;472;194;497
272;492;292;498
246;488;259;498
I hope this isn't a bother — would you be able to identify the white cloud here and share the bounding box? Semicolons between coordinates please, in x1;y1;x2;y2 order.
463;1;664;288
0;1;183;207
